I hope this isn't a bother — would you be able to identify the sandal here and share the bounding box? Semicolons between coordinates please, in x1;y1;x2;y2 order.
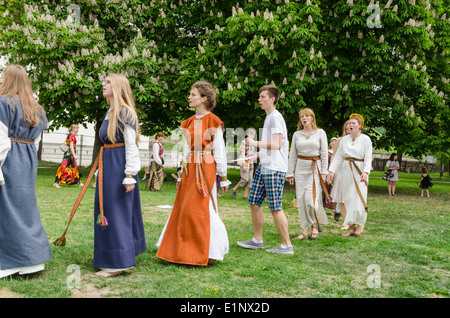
95;270;127;277
354;225;364;236
311;226;319;239
343;225;356;237
293;232;309;240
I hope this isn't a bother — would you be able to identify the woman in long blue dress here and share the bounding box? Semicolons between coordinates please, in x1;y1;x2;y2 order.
93;73;146;277
0;64;51;278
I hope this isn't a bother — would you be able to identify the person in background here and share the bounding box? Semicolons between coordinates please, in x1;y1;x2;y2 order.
386;153;400;196
330;120;351;226
324;137;338;216
145;132;165;191
0;64;52;278
53;124;84;188
232;128;256;200
417;167;433;197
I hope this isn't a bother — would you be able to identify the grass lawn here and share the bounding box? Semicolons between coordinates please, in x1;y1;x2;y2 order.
0;163;448;299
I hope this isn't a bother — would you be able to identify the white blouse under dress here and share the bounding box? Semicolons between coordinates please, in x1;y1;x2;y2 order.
156;113;230;261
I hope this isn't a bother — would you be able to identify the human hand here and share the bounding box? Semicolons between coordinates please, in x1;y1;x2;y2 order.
246;137;257;148
221;185;229;193
287;177;294;185
360;172;368;183
327;172;335;184
124;183;135;193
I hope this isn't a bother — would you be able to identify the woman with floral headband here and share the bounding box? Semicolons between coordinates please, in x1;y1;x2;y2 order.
327;114;372;236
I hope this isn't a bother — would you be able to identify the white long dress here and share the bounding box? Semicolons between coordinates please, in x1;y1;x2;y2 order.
328;134;372;226
330;137;344;204
286;129;329;229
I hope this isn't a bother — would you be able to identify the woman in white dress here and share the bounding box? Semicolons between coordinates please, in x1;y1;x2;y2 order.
330;120;351;228
385;153;400;196
328;114;372;236
287;108;329;239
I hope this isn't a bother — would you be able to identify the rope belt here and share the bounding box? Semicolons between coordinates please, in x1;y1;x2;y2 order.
298;155;332;231
182;150;218;214
54;142;125;246
345;157;368;212
9;137;34;144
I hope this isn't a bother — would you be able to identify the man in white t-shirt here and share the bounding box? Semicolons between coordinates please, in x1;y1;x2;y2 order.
237;85;293;254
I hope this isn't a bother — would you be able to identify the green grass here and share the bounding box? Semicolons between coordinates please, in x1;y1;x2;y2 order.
0;164;449;298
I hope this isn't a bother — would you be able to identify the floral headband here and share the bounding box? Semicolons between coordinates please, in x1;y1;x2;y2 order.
349;113;364;128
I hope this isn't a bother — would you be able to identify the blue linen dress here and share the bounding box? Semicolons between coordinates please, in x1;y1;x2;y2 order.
0;97;51;271
93;113;146;269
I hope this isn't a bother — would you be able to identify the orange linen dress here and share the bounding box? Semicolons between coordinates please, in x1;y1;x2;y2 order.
156;113;226;266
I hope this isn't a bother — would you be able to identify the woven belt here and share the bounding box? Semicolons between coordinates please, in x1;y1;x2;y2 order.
182;150;217;214
188;151;212;156
345;157;368;212
345;157;364;162
54;142;126;246
297;155;332;232
9;137;34;144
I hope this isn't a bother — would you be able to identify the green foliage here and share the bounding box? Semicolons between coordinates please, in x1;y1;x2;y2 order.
0;0;448;158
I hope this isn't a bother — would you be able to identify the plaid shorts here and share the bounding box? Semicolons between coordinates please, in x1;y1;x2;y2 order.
248;166;286;211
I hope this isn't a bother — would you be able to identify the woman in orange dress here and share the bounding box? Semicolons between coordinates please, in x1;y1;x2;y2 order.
53;124;83;188
156;81;230;266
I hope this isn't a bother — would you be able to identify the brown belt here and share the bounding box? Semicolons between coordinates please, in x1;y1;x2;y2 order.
297;155;332;231
345;157;368;212
9;137;34;144
182;150;217;214
54;143;126;246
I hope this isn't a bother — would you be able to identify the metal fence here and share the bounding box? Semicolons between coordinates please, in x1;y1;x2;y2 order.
40;131;447;173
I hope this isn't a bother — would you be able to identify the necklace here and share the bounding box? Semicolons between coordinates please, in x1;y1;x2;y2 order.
303;129;313;140
351;134;361;146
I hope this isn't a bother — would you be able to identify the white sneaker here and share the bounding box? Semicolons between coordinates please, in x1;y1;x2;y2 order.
266;245;294;255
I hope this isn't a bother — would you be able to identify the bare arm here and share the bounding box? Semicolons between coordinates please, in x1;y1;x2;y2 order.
247;133;282;150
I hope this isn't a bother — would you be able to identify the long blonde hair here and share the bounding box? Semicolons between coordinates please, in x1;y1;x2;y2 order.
341;120;351;137
0;64;45;127
297;107;318;131
105;73;140;144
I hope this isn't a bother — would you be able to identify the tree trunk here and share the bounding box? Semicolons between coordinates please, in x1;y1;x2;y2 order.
90;120;103;169
397;152;403;172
